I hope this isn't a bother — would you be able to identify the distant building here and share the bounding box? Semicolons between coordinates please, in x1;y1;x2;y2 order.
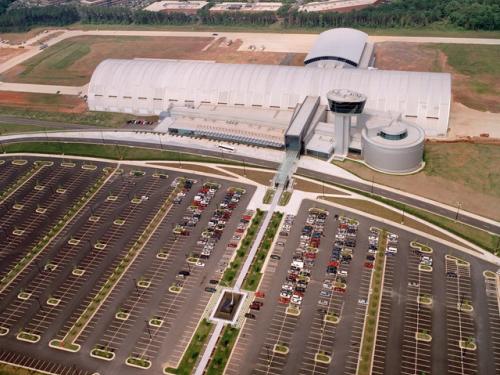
209;2;282;13
143;1;208;14
299;0;381;13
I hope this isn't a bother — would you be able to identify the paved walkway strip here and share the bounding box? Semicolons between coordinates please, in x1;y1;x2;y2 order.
357;230;388;375
50;178;183;351
0;165;115;294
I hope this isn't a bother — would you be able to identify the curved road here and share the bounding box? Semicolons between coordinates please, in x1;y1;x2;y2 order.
1;132;498;236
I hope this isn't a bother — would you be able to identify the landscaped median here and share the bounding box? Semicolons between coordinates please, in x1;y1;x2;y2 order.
50;179;184;352
205;326;240;375
0;160;50;205
220;210;265;287
0;166;115;294
242;212;284;291
164;319;213;374
357;230;387;375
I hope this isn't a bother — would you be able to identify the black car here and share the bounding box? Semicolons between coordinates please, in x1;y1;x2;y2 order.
244;313;256;319
270;254;281;260
366;255;375;261
179;270;190;277
209;279;219;285
204;287;216;293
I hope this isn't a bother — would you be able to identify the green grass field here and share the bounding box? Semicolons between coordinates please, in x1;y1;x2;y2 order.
0;107;131;128
0;124;53;134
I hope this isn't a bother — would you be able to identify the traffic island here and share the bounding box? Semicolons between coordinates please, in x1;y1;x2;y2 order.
153;172;168;179
410;241;433;254
82;164;97;171
46;297;61;306
457;301;474;313
12;229;25;236
149;317;164;328
12;159;28;166
35;207;47;214
94;242;107;250
273;343;289;355
56;188;67;194
88;215;100;222
61;162;76;168
17;291;32;300
0;326;9;336
90;347;115;361
324;314;340;324
126;356;151;369
137;279;151;289
131;197;142;204
16;331;40;343
12;203;24;210
169;284;182;294
157;252;169;260
286;306;301;316
106;195;118;202
484;270;497;279
418;264;433;273
459;339;477;351
49;339;80;352
418;295;433;306
113;218;126;226
314;351;332;364
72;268;85;277
34;184;45;191
415;331;432;342
68;238;80;245
115;310;130;321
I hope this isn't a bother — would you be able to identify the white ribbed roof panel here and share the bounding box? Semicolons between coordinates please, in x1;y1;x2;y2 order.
304;28;368;67
88;59;451;136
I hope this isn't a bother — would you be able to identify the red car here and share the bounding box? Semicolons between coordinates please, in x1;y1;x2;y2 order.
364;262;374;269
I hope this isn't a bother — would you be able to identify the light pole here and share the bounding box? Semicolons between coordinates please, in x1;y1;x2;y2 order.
455;201;462;221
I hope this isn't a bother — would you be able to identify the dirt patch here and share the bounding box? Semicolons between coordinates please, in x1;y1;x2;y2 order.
0;91;87;113
148;162;233;177
221;167;275;185
2;35;306;86
0;48;26;63
0;27;57;44
293;176;348;195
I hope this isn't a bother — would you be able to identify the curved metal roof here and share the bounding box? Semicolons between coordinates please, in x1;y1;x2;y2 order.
88;59;451;136
304;28;368;67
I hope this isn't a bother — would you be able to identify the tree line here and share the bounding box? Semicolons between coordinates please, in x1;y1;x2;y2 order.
0;0;498;33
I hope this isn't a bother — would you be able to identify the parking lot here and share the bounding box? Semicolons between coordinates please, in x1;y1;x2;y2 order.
0;155;254;374
0;156;499;375
226;199;500;375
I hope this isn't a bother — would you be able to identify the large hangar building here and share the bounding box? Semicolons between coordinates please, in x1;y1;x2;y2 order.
88;28;451;173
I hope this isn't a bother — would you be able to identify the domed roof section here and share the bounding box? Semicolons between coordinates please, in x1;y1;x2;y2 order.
304;28;368;67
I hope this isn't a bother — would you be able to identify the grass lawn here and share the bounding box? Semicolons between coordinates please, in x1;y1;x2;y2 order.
242;212;283;291
2;142;244;165
220;209;265;287
358;231;386;375
333;142;500;221
0;363;44;374
0;123;57;134
205;326;240;375
428;44;500;112
165;319;213;375
0;106;132;128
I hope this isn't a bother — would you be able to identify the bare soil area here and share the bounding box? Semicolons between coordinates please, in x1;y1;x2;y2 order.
221;167;275;186
149;162;233;177
2;35;306;86
0;48;26;64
